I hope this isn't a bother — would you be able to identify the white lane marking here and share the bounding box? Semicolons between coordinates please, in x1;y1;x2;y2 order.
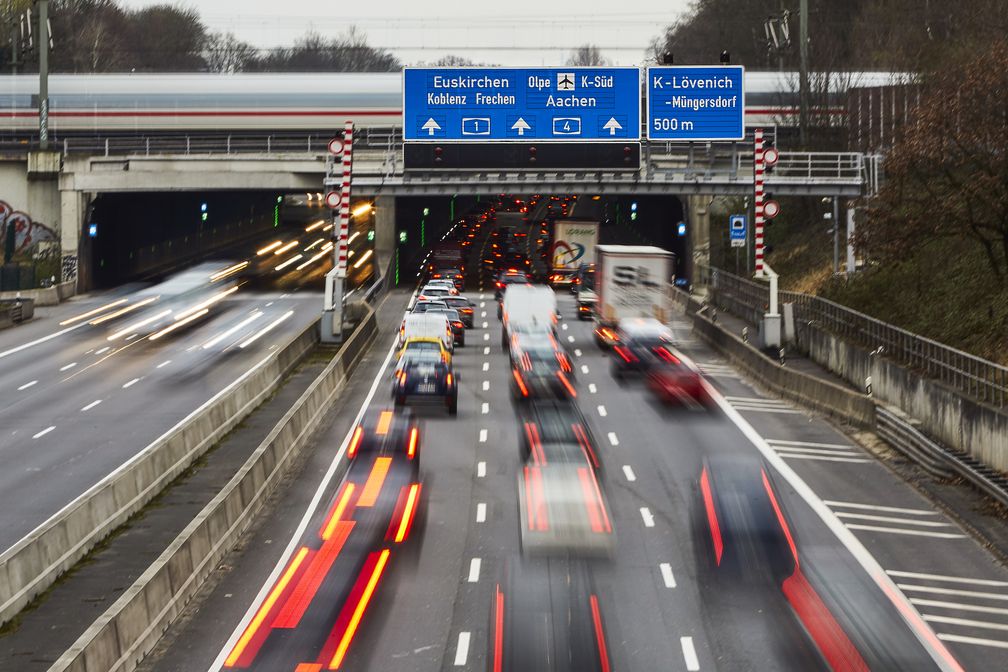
481;402;489;414
845;524;966;539
777;454;872;464
567;335;575;343
936;633;1008;649
0;323;87;361
482;321;489;328
897;584;1008;602
483;333;489;341
769;439;855;449
887;571;1008;587
122;378;140;389
156;360;171;369
18;380;38;391
724;395;789;403
924;614;1008;632
607;432;619;446
580;364;589;374
588;383;597;394
482;362;489;371
731;405;803;414
95;346;110;355
824;500;937;516
81;400;102;411
482;380;490;391
773;446;863;457
477;461;486;478
59;362;77;371
640;507;655;527
622;465;636;482
480;301;486;307
912;598;1008;616
597;405;607;417
574;349;582;357
454;632;472;665
481;311;487;318
680;636;700;671
561;323;568;330
33;426;55;439
835;512;953;528
479;429;488;442
483;346;490;355
468;558;481;583
210;321;404;670
660;563;677;588
476;502;487;523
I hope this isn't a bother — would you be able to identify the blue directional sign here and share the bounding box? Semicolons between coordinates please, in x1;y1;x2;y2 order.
647;66;745;141
729;214;747;248
403;67;641;142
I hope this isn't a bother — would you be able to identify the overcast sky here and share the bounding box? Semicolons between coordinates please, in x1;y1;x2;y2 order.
118;0;691;66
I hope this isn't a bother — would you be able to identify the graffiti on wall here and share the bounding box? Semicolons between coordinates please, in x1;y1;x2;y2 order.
0;199;57;255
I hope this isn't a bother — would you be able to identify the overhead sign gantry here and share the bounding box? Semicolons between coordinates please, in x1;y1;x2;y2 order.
646;66;745;141
403;67;640;142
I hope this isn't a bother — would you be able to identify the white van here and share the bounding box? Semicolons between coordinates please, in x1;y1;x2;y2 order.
399;312;454;351
500;285;557;349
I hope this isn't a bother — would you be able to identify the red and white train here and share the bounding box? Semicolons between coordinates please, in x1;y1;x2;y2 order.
0;71;904;133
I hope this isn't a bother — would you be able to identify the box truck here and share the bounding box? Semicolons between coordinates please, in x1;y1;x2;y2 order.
593;245;672;347
549;220;599;289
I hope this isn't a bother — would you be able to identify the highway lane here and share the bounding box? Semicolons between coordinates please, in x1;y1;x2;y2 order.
135;288;1006;672
0;288;321;554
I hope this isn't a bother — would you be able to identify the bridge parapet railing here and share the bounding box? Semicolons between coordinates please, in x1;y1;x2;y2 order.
697;264;1008;408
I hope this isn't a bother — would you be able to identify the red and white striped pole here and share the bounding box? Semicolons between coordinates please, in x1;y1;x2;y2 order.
753;128;765;277
335;121;354;277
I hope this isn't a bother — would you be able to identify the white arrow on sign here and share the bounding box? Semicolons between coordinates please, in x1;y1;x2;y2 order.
511;117;531;136
422;118;441;136
603;117;622;136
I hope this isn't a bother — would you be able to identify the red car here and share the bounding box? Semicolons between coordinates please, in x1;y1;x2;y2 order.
645;347;710;407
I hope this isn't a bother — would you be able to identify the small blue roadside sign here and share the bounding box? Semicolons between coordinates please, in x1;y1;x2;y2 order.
403;68;641;142
647;66;745;141
729;214;747;247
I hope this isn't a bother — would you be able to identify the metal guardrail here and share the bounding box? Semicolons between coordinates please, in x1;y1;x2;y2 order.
698;264;1008;408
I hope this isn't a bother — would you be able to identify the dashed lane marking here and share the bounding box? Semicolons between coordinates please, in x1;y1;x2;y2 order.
597;405;607;417
477;461;486;478
607;432;619;446
157;360;171;368
81;400;102;411
681;636;700;670
468;558;481;583
18;380;37;391
481;402;489;414
588;384;597;394
640;507;655;527
567;335;575;343
479;429;488;442
476;503;487;523
59;362;77;371
33;426;55;439
622;465;636;481
574;349;582;357
482;362;489;371
660;563;677;588
123;378;140;389
454;632;471;666
482;380;490;391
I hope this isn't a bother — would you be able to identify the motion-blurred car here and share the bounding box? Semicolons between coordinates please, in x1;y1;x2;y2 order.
609;318;675;380
510;335;577;401
547;268;578;290
646;347;709;407
442;295;475;328
431;267;465;291
426;307;466;346
410;299;448;314
490;557;611;672
518;399;601;473
418;285;456;302
494;269;530;301
392;347;458;415
518;462;613;556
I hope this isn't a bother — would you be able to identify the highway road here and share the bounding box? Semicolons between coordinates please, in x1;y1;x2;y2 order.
139;273;1008;672
0;211;379;557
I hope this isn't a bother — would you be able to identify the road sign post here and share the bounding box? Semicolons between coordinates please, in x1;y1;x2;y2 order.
646;66;745;141
729;214;747;248
403;67;639;143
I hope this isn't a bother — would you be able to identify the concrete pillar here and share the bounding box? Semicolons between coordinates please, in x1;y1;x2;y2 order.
374;195;396;280
685;194;712;287
59;189;88;288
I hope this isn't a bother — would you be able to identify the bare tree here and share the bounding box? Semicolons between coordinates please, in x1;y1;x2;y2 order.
251;27;399;72
566;44;608;67
860;41;1008;282
204;32;257;73
123;4;207;71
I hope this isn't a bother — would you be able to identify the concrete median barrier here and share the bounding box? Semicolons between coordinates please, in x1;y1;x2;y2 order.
0;317;319;629
48;307;379;672
690;311;876;429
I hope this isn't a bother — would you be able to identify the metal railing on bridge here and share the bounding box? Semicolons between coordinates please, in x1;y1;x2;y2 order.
699;264;1008;408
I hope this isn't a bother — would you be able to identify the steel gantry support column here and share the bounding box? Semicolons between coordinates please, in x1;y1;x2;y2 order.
753;128;766;277
373;195;396;282
323;121;353;343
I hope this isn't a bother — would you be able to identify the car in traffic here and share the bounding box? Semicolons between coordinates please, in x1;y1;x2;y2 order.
431;267;465;291
442;295;476;328
547;268;578;291
609;318;675;380
397;335;452;367
399;312;454;351
494;269;530;301
645;347;709;407
517;399;601;473
426;307;466;346
392;346;458;415
418;285;456;302
410;299;449;314
510;334;577;401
